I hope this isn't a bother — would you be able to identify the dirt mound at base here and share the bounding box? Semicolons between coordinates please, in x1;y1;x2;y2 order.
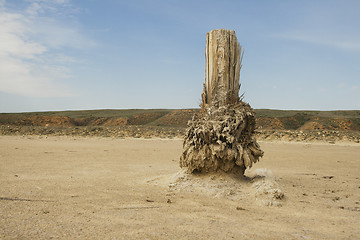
150;168;285;207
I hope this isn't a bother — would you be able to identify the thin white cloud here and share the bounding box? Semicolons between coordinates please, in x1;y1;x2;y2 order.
0;12;47;59
0;56;73;97
25;0;72;16
0;0;92;97
32;18;96;49
270;32;360;52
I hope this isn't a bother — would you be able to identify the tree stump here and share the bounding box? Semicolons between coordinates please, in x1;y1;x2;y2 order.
180;29;263;175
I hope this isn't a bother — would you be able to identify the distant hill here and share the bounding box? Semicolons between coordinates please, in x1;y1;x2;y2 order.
254;109;360;131
1;109;359;131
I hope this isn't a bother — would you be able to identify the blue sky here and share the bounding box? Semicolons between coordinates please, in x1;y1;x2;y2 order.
0;0;359;112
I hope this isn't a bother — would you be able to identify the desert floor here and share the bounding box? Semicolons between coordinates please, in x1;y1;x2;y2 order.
0;136;359;239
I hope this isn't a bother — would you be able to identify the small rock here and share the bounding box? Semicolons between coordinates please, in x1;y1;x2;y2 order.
323;176;334;179
333;196;340;201
236;206;246;211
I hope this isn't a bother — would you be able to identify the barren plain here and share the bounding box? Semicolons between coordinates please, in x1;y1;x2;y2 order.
1;135;359;239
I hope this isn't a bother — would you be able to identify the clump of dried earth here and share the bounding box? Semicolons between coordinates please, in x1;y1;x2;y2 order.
180;102;263;175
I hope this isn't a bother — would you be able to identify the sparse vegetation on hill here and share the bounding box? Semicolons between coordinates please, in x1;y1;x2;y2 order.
255;109;360;131
1;109;360;143
1;109;359;131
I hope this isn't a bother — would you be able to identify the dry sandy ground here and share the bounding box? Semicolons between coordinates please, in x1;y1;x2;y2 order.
0;136;359;239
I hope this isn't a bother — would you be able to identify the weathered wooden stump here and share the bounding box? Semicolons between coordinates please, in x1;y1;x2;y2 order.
180;29;263;175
